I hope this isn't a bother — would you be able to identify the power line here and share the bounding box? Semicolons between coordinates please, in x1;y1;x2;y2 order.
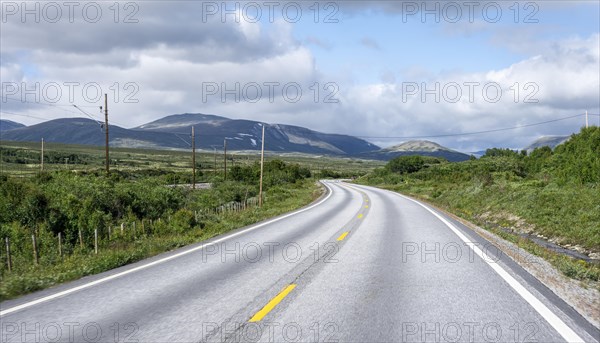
173;133;192;146
72;105;104;126
1;107;105;128
1;108;190;140
356;113;592;139
2;96;89;117
1;97;132;128
3;96;99;108
0;111;50;121
127;128;243;148
134;113;600;140
2;110;597;142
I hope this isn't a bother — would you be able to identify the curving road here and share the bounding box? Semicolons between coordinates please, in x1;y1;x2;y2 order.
1;181;598;343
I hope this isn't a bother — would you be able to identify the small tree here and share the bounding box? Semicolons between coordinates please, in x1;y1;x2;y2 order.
386;156;425;174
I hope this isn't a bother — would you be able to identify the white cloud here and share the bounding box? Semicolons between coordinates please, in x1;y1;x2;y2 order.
315;33;599;150
1;2;598;152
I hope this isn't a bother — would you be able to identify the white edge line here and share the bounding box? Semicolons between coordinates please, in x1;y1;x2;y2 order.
365;185;586;343
0;182;334;317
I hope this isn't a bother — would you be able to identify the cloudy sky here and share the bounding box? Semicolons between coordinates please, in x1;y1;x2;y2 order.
1;0;599;151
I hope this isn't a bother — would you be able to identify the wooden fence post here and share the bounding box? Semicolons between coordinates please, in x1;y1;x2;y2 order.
58;232;62;257
79;229;84;248
32;234;39;265
5;237;12;272
94;229;98;255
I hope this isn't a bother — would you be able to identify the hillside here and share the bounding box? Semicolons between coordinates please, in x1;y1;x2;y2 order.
0;119;25;132
2;114;380;156
524;135;570;152
358;127;600;283
1;118;188;149
362;140;471;162
135;113;230;130
1;114;478;160
133;113;379;155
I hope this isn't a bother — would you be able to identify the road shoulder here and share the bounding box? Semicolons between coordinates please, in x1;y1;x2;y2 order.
394;190;600;332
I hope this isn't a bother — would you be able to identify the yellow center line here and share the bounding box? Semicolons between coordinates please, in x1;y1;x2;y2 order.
358;214;363;219
337;231;349;241
249;284;297;322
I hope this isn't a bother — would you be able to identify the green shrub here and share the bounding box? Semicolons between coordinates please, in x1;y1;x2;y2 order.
357;127;600;282
386;156;425;174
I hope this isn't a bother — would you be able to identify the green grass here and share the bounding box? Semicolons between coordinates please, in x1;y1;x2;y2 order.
368;178;599;252
356;175;600;283
1;140;344;300
0;140;383;178
0;179;321;300
356;128;600;284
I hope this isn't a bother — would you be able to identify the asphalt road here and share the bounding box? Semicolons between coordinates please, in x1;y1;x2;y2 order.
1;181;598;343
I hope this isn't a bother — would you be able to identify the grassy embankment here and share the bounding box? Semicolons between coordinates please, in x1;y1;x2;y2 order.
0;158;325;300
357;127;600;284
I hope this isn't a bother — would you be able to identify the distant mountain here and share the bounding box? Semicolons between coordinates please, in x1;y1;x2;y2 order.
136;113;230;131
524;136;570;153
0;119;25;132
362;140;471;162
132;113;379;155
1;118;190;149
469;150;487;158
382;140;452;153
1;114;380;156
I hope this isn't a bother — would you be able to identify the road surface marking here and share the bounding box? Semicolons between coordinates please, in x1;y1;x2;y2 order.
249;284;297;322
384;189;585;343
337;232;349;241
358;214;363;219
0;183;335;317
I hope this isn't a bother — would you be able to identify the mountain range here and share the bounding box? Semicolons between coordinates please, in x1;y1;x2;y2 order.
1;114;475;161
0;119;25;131
360;140;471;162
523;135;570;153
133;113;380;155
2;114;382;156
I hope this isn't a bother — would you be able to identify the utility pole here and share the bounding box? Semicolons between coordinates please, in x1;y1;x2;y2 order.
223;139;227;180
192;126;196;190
259;125;265;207
213;147;217;175
585;110;589;128
40;138;44;172
104;94;109;174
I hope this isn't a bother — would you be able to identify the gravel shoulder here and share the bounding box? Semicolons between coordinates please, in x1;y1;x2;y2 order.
426;201;600;330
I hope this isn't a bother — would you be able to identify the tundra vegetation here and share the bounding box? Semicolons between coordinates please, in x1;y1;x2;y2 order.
357;127;600;284
0;157;323;300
